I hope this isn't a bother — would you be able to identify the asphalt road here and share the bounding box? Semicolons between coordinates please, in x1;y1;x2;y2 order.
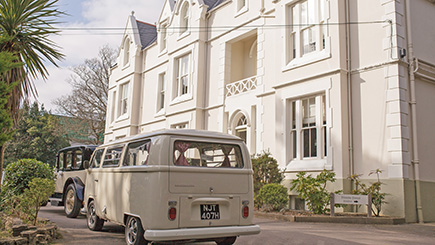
39;203;435;245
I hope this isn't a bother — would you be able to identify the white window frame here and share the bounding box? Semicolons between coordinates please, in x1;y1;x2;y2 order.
157;72;166;112
286;93;329;171
179;2;190;36
173;53;190;100
119;83;129;117
110;91;116;124
283;0;330;70
123;37;130;67
159;24;167;53
235;0;248;16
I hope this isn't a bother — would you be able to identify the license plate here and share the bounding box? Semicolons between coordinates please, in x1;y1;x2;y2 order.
200;204;220;220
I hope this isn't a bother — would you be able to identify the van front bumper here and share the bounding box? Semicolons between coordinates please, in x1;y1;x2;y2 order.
144;225;260;241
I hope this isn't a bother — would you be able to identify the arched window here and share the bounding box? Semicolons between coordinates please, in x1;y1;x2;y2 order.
235;115;247;143
123;37;130;66
180;2;189;34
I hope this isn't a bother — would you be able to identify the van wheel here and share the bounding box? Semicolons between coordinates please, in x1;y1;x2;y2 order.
87;200;104;231
64;184;81;218
216;236;237;245
125;216;148;245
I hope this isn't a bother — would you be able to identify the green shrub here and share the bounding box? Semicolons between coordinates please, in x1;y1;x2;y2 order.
256;183;289;212
290;170;337;214
19;178;55;225
252;151;284;195
2;159;55;196
349;169;387;217
1;159;55;212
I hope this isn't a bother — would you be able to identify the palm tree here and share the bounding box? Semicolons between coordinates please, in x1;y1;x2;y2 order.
0;0;64;182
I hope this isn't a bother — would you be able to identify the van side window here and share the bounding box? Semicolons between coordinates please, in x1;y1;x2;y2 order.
173;141;244;168
103;146;124;167
123;140;151;166
90;149;104;168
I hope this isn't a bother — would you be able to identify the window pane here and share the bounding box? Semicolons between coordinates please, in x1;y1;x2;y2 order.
308;0;315;24
323;126;327;157
292;101;296;129
303;129;309;158
66;151;72;169
181;76;188;94
302;97;316;127
173;141;244;168
292;131;297;159
311;128;317;157
302;27;316;55
103;146;123;167
301;1;308;25
74;150;83;169
124;140;150;166
91;149;104;168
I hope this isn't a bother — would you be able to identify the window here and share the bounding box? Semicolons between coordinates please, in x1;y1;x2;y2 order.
66;151;72;170
180;2;189;34
157;73;166;111
102;146;124;167
175;54;190;98
119;83;129;116
172;123;188;129
123;140;151;166
111;91;116;122
160;25;167;52
123;37;130;66
173;141;244;168
72;150;83;170
235;115;247;143
287;0;327;62
57;152;65;170
237;0;246;12
290;95;327;160
90;149;104;168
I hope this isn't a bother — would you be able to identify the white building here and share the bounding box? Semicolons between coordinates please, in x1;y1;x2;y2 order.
105;0;435;223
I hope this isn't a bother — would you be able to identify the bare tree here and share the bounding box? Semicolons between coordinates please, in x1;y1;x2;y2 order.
54;45;117;145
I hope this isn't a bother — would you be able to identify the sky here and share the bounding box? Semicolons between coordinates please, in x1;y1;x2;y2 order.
34;0;165;112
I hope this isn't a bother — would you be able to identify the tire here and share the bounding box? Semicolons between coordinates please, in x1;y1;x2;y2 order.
87;200;104;231
64;184;81;218
216;236;237;245
125;216;148;245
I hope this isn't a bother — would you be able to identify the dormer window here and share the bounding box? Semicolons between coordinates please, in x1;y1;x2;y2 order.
123;37;130;66
160;25;167;52
180;2;189;34
237;0;246;12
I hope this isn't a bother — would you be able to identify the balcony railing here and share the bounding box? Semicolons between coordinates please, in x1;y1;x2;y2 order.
226;75;258;97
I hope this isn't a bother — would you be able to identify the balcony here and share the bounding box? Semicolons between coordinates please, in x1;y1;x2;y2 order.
226;75;259;97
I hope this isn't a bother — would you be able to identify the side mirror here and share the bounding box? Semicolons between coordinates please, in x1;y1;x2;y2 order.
83;160;90;169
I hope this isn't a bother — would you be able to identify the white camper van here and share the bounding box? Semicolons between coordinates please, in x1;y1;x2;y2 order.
83;129;260;245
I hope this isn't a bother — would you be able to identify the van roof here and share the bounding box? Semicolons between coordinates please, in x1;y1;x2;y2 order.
103;129;242;147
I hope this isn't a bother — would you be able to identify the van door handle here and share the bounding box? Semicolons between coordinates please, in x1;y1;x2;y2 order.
94;179;99;182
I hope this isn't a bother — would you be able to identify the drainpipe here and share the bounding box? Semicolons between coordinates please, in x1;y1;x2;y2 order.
345;0;355;184
405;0;424;223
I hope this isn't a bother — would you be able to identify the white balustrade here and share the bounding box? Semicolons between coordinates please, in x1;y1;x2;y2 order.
226;75;258;97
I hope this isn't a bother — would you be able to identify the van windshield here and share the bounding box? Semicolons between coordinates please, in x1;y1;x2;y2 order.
173;141;244;168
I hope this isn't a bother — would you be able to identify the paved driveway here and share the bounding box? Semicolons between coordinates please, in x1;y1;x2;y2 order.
39;204;435;244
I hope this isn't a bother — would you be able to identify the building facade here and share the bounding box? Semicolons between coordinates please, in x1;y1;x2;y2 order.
105;0;435;222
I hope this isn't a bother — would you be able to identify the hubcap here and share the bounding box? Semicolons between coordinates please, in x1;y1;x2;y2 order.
88;203;97;227
65;189;75;213
127;218;138;244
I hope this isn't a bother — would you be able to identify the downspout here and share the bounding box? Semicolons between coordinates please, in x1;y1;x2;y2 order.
345;0;355;183
405;0;424;223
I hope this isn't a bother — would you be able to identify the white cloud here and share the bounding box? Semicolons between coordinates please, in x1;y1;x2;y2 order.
36;0;164;111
